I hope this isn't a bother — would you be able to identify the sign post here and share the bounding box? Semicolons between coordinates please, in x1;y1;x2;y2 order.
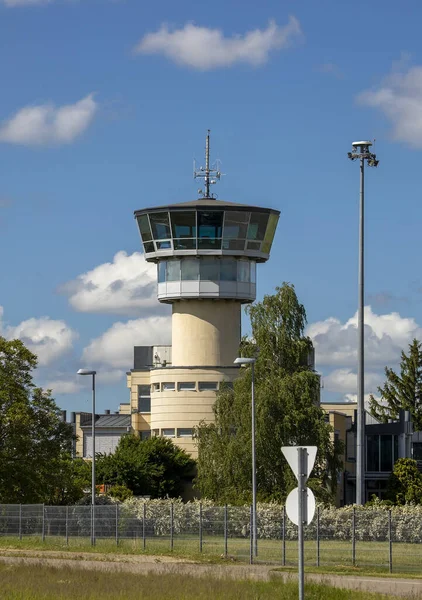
282;446;317;600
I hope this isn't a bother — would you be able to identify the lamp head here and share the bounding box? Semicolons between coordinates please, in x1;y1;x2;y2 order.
234;357;256;365
77;369;97;376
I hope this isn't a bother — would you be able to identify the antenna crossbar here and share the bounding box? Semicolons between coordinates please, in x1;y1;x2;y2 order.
193;129;222;198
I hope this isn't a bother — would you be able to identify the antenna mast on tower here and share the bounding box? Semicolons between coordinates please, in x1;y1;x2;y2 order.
194;130;222;198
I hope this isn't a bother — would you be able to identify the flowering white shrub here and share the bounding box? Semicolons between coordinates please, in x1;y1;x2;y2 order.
120;497;422;543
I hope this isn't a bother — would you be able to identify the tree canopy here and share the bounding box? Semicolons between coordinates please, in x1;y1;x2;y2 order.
0;337;80;503
386;458;422;505
96;434;195;498
369;339;422;431
195;283;342;505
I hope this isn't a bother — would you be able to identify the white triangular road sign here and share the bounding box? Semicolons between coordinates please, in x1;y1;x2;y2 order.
281;446;317;481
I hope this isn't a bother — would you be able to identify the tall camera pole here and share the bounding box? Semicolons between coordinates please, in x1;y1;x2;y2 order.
348;141;379;505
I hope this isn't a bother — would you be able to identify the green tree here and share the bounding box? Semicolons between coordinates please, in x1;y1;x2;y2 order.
0;337;76;503
195;283;342;504
369;339;422;431
387;458;422;504
96;435;195;498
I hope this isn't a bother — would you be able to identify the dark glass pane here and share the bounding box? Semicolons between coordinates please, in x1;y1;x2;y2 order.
366;435;379;471
250;262;256;283
166;260;180;281
221;258;237;281
156;240;171;250
222;239;245;250
181;258;199;280
381;435;393;471
149;212;171;240
141;431;151;440
261;213;279;253
138;397;151;413
238;261;250;282
413;442;422;460
158;262;166;283
170;211;196;238
200;258;219;281
198;238;222;250
137;215;152;241
394;435;399;461
223;211;250;239
198;211;223;239
247;212;269;240
246;241;261;251
174;238;196;250
143;242;154;253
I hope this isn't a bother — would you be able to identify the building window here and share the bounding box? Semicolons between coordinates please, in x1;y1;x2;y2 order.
170;211;196;239
200;257;219;281
162;428;175;438
222;211;250;240
141;431;151;441
178;382;196;391
166;260;180;281
178;428;193;438
152;382;160;392
366;434;398;472
198;381;218;391
220;258;237;281
152;429;159;437
149;212;171;240
247;212;269;241
137;215;152;241
158;261;166;283
162;382;175;391
181;258;199;280
138;385;151;413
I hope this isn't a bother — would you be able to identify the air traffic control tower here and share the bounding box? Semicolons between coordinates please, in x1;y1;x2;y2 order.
133;132;280;455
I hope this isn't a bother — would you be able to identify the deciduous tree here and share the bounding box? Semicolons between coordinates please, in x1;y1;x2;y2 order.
195;283;342;504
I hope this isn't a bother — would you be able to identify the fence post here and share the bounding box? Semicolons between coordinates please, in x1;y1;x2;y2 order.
316;505;320;567
170;503;174;552
352;506;356;567
42;504;45;542
250;505;253;565
91;505;94;547
65;506;69;546
19;504;22;541
115;504;119;547
282;505;286;566
199;503;203;553
388;509;393;574
224;505;228;558
142;503;146;550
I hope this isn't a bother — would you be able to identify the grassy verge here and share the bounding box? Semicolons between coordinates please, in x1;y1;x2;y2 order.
0;535;421;578
0;563;407;599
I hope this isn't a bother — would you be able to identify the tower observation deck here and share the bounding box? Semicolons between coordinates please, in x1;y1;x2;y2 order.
133;132;280;455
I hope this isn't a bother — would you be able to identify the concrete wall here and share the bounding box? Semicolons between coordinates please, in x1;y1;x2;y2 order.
149;366;238;457
171;299;241;367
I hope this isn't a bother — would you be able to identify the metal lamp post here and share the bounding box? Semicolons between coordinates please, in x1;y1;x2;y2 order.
77;368;97;544
347;141;379;505
234;356;257;556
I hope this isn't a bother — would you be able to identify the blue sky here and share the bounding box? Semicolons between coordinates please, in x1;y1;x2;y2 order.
1;0;422;413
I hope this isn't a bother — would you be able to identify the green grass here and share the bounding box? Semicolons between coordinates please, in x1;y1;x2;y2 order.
0;535;421;577
0;563;408;599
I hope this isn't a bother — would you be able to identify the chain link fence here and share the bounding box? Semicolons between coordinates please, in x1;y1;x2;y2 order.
0;503;421;572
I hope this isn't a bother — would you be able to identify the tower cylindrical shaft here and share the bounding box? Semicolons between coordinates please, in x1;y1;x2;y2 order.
172;300;241;367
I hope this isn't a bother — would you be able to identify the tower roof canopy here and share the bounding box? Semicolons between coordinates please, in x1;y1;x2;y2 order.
134;199;280;263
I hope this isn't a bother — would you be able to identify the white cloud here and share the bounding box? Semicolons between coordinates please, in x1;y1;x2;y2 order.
323;368;382;395
134;17;302;70
307;306;422;368
358;64;422;148
45;380;81;395
0;306;77;366
60;251;164;317
82;315;171;369
0;94;97;146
